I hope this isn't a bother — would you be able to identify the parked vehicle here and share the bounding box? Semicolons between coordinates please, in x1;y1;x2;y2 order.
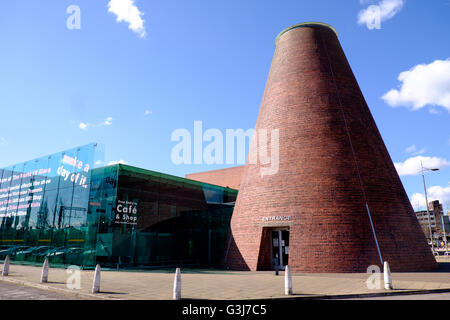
47;247;84;264
15;246;50;261
35;247;65;262
0;246;30;259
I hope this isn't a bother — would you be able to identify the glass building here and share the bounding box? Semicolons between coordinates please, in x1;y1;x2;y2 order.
0;144;237;269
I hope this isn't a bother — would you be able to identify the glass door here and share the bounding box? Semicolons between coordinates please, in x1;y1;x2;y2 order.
272;229;289;270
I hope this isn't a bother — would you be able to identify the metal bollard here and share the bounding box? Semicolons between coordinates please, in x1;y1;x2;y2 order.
92;264;101;293
383;261;393;290
40;258;49;283
284;265;293;295
173;268;181;300
2;255;10;276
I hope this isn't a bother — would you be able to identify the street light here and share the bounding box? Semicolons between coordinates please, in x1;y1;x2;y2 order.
420;161;439;254
441;215;449;258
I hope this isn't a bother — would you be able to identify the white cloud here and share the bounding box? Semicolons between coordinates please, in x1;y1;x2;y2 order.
358;0;404;26
414;149;426;156
79;122;90;130
394;156;450;176
104;117;113;126
144;110;152;116
411;183;450;211
405;145;416;153
405;145;426;156
107;159;127;165
382;59;450;112
411;193;426;210
0;137;7;145
108;0;146;38
78;117;113;130
429;107;441;115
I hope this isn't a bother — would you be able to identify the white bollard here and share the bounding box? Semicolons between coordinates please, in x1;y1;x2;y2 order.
383;261;393;290
2;255;10;276
40;258;49;283
173;268;181;300
92;264;101;293
284;265;293;295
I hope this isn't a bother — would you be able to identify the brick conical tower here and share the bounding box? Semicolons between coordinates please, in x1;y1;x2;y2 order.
225;22;437;272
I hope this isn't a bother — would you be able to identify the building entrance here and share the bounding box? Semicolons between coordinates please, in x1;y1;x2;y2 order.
271;229;289;270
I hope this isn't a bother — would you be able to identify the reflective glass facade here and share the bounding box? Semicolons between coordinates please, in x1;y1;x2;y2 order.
0;145;237;269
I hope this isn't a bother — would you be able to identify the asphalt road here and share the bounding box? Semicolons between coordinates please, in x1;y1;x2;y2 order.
0;281;79;300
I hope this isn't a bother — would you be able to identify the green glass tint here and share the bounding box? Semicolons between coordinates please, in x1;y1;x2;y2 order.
1;148;237;270
95;164;237;269
0;143;97;267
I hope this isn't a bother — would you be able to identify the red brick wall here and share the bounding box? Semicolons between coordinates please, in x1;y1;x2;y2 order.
186;166;245;190
256;228;273;271
225;24;437;272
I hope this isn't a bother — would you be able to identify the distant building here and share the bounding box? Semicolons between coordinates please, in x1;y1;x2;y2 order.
415;200;445;241
442;215;450;236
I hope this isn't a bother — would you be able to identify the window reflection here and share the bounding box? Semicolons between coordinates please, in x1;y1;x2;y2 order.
0;145;237;269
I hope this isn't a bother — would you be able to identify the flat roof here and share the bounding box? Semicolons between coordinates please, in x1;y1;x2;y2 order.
100;163;239;191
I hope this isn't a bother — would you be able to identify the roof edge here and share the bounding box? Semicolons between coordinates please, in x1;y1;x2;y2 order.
275;22;338;44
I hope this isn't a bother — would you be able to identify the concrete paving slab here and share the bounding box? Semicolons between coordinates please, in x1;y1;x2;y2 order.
2;262;450;300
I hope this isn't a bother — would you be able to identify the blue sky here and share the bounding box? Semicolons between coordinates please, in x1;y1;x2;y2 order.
0;0;449;211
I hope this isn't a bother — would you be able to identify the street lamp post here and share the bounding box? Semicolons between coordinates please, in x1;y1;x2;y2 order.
441;215;449;257
420;161;439;254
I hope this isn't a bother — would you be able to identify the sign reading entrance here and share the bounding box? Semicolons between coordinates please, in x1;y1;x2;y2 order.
262;216;291;222
114;200;138;225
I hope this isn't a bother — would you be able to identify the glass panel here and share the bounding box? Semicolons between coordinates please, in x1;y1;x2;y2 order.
1;146;238;269
281;230;289;267
92;165;237;268
0;143;97;267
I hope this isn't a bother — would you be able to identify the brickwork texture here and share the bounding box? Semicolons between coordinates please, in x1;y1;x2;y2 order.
186;166;245;190
225;23;437;272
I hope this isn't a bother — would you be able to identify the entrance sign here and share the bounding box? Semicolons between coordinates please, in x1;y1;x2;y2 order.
262;216;291;222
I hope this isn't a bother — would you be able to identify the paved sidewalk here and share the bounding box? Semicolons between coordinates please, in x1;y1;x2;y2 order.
2;258;450;300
